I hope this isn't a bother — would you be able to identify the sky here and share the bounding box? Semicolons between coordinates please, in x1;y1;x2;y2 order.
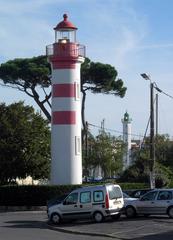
0;0;173;140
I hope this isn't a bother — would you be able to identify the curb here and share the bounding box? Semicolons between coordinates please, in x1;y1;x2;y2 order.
47;222;125;239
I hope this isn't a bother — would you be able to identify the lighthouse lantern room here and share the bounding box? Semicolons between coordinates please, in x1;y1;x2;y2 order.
54;13;77;43
46;14;85;185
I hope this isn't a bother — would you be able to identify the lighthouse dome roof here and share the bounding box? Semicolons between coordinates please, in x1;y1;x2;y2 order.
123;111;132;122
54;14;77;31
124;111;129;119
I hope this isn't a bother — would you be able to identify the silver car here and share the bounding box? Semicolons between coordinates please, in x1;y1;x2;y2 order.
125;189;173;218
123;192;137;206
48;184;124;224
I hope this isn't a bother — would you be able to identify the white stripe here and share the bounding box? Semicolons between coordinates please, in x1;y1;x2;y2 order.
52;65;80;84
52;98;81;111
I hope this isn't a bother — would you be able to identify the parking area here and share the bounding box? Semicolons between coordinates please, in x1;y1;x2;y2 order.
1;211;173;240
51;215;173;239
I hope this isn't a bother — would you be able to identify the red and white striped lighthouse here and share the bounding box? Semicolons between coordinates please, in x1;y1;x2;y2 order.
46;14;85;185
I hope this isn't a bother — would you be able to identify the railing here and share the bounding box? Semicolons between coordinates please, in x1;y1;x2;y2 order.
46;43;86;58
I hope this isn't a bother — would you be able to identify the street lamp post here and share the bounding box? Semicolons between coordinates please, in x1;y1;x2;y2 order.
141;73;155;189
156;93;158;136
150;82;155;189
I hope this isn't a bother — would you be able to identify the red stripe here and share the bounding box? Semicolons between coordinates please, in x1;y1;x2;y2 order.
52;62;76;69
53;84;75;97
52;111;76;125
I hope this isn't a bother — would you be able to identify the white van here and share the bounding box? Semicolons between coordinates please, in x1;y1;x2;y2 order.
48;184;124;224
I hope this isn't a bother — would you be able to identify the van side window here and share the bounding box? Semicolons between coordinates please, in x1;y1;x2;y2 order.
80;191;91;203
93;191;104;202
64;193;78;205
109;186;122;200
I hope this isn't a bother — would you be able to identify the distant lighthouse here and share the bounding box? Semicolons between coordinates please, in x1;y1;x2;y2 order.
46;14;86;185
122;112;132;170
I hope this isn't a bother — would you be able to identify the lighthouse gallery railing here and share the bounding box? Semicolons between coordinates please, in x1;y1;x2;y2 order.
46;44;86;58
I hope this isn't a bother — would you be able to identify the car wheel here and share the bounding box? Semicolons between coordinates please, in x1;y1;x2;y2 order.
125;206;136;218
93;211;104;223
168;206;173;218
51;213;61;224
111;213;121;220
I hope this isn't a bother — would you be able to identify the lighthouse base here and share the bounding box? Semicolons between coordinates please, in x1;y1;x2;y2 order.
51;125;82;185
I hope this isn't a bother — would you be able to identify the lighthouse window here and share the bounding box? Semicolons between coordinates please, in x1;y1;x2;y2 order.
75;136;81;155
57;31;70;42
75;82;80;100
56;30;76;43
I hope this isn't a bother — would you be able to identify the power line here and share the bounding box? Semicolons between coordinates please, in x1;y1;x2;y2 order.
158;88;173;100
154;84;173;100
88;122;144;138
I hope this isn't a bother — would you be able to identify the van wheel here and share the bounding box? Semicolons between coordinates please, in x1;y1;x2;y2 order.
168;206;173;218
111;213;121;220
125;206;136;218
51;213;61;224
93;211;104;223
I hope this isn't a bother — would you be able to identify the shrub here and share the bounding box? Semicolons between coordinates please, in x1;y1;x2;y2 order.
0;182;150;206
119;182;149;190
0;185;79;206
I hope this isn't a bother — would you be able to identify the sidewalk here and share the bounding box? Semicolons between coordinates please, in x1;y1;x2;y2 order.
48;223;120;239
47;217;130;239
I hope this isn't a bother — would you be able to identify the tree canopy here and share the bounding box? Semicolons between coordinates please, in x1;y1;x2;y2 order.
83;131;124;178
120;134;173;187
0;101;50;185
0;56;127;131
0;56;51;121
81;58;126;129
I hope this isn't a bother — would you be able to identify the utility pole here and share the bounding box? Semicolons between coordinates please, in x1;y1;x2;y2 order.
150;82;155;189
156;93;158;136
85;121;88;159
101;119;105;132
141;73;155;189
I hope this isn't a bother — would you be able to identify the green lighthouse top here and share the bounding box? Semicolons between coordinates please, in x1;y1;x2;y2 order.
124;111;129;121
123;111;132;123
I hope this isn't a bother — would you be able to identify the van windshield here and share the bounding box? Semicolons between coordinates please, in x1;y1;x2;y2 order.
109;186;122;200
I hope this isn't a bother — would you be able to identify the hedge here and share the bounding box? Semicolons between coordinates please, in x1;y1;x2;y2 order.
0;185;79;206
0;182;149;206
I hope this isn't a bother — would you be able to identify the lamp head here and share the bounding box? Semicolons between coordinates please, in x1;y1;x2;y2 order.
140;73;150;80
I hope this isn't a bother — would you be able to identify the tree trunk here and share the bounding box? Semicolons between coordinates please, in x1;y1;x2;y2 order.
35;98;51;122
31;87;51;122
81;88;86;130
81;88;87;145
